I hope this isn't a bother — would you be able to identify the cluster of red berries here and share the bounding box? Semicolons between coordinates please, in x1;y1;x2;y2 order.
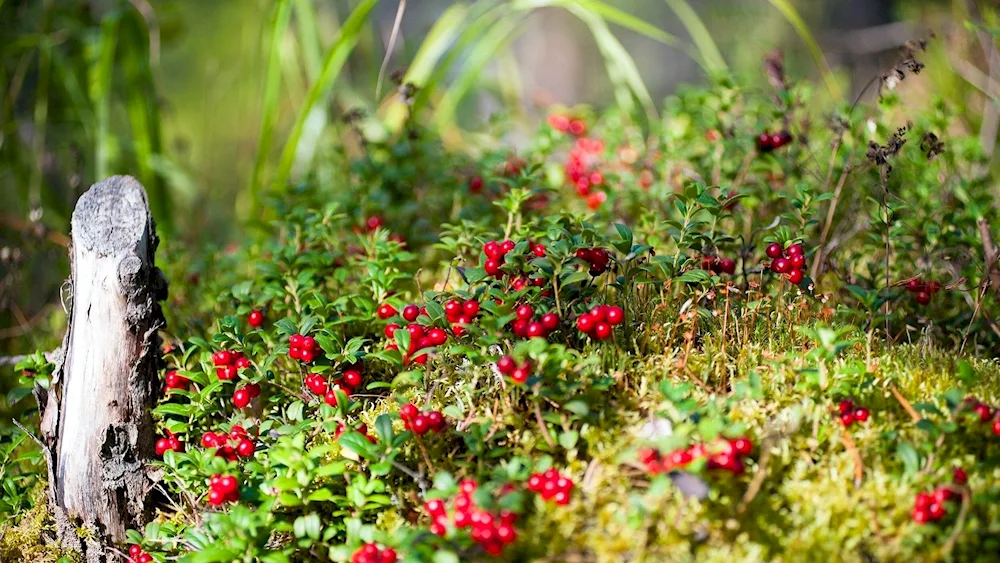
701;254;736;275
163;369;189;391
232;382;261;409
424;479;519;556
837;399;871;427
905;277;943;306
527;468;574;505
399;403;447;436
547;113;587;136
350;543;398;563
511;304;559;340
495;355;531;384
212;349;250;380
206;473;240;506
638;437;753;475
247;309;264;328
154;430;184;457
385;323;447;364
912;483;960;524
964;397;1000;435
576;304;624;340
305;364;363;406
288;333;318;363
564;137;608;209
483;239;517;278
200;425;256;460
335;422;377;443
127;545;153;563
444;298;481;336
575;247;611;276
767;242;807;285
756;130;793;152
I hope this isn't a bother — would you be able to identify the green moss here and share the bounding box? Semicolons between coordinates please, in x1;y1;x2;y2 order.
0;486;80;563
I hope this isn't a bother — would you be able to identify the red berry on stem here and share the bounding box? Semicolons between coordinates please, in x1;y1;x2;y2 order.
496;356;516;374
236;439;255;457
402;305;419;322
400;403;418;421
576;315;595;334
541;312;560;331
605;306;624;325
411;415;430;435
765;243;783;259
484;241;502;259
344;370;363;388
248;310;264;328
787;269;804;285
213;350;233;366
444;299;462;319
516;304;534;320
526;322;546;339
594;322;612;340
790;254;806;270
953;467;968;484
463;299;480;317
232;388;252;408
377;303;398;319
511;366;530;384
501;240;516;254
772;258;791;274
785;244;803;257
533;244;547;257
915;291;931;305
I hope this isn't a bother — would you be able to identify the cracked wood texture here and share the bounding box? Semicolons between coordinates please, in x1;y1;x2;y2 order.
39;175;167;560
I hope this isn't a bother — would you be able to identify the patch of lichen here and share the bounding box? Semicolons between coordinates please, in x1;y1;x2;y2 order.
0;485;81;563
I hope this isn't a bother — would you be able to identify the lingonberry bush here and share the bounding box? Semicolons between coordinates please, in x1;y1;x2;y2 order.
4;44;1000;562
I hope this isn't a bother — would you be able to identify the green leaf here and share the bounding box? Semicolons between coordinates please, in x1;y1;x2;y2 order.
375;414;394;443
896;442;920;475
558;430;579;449
563;400;589;416
293;513;322;539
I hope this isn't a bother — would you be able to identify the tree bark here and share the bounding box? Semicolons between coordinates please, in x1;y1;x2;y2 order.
35;175;167;562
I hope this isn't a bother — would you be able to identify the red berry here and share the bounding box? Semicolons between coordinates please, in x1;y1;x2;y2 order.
381;548;397;563
444;299;462;319
973;403;993;422
915;291;931;305
526;322;546;339
463;299;480;317
590;249;609;268
234;357;251;370
953;467;968;484
501;240;516;254
926;280;942;294
155;438;170;456
299;348;314;363
384;323;400;338
511;366;530;384
470;176;483;193
212;350;233;366
854;407;870;423
789;254;806;270
324;389;341;406
787;269;804;285
288;347;302;360
575;248;593;262
785;244;803;257
532;244;547;257
344;370;363;388
928;502;946;520
236;439;255;458
594;322;612;340
130;545;142;557
484;259;503;277
933;487;954;504
400;403;418;421
217;475;238;495
588;305;607;323
232;388;252;408
541;313;560;331
906;278;924;293
576;315;595;334
605;306;624;325
840;412;855;426
401;305;419;322
484;241;503;259
248;310;264;328
496;356;516;374
838;400;854;414
718;258;736;274
377;303;398;319
912;508;930;524
411;415;430;435
516;304;534;321
301;336;316;351
757;132;774;152
731;438;753;456
993;418;1000;436
765;243;783;259
772;258;791;274
427;411;446;432
914;492;933;510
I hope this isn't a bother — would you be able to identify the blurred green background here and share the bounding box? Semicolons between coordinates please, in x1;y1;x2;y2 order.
1;0;997;367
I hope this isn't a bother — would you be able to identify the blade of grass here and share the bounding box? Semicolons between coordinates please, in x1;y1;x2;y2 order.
382;2;469;131
663;0;727;77
564;3;658;122
767;0;842;101
122;10;169;231
89;12;120;181
248;0;292;218
294;0;322;79
579;0;680;48
431;12;524;132
272;0;378;191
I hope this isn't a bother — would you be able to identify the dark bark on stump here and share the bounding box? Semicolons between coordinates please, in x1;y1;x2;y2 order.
34;175;167;562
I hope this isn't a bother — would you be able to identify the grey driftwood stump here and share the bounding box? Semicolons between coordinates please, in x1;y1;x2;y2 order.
33;176;167;561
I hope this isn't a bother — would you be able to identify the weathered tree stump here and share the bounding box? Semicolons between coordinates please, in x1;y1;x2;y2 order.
34;175;167;562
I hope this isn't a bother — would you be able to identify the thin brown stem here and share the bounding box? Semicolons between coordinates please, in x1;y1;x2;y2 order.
534;400;556;449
